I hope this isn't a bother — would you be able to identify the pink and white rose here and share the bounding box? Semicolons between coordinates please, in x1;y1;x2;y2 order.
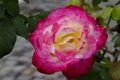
30;5;108;78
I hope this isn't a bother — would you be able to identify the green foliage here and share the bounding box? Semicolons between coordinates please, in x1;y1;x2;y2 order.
0;19;16;58
24;0;29;3
69;0;83;6
78;68;102;80
102;0;109;2
92;0;109;6
3;0;20;16
78;63;112;80
110;62;120;80
111;7;120;21
0;0;49;58
115;0;120;5
92;0;102;6
13;17;29;39
101;7;113;20
28;12;49;33
0;4;5;18
114;34;120;47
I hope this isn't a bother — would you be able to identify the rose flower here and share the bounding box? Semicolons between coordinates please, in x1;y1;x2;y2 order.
30;5;108;78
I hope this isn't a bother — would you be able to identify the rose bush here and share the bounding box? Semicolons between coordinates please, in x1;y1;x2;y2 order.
30;5;108;78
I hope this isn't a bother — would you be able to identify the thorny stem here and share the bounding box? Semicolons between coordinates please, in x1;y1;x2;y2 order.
113;49;120;62
101;47;120;62
97;47;107;62
106;16;111;29
101;49;106;60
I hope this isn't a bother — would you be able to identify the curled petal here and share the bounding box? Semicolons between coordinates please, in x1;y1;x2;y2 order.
95;26;108;49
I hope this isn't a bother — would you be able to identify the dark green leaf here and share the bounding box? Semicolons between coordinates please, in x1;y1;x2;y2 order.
96;17;104;25
92;6;103;11
102;0;109;2
112;7;120;21
84;3;102;14
19;14;28;24
92;0;102;6
78;62;112;80
101;7;113;20
0;5;5;18
78;69;102;80
78;63;102;80
28;12;49;33
115;0;120;5
114;34;120;47
82;2;90;10
0;0;3;5
0;19;16;58
27;15;38;33
24;0;29;3
117;20;120;24
100;67;112;80
13;17;29;39
82;2;92;14
95;63;112;80
110;62;120;80
4;0;20;16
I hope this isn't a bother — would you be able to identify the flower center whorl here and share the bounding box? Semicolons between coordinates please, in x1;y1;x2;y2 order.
53;25;86;54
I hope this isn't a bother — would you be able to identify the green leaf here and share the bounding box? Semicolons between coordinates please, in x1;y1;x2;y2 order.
78;62;112;80
101;7;113;20
69;0;83;6
92;6;103;11
0;5;5;18
82;2;91;11
24;0;29;3
78;69;102;80
96;17;104;25
115;0;120;5
96;63;112;80
112;7;120;21
0;19;16;58
117;20;120;25
92;0;102;6
83;2;102;14
28;12;49;33
27;15;38;33
13;17;29;39
78;63;102;80
100;67;112;80
19;14;28;24
110;62;120;80
114;34;120;47
4;0;20;16
0;0;3;5
102;0;109;2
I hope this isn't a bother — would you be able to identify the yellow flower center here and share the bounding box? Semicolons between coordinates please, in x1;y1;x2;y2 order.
53;26;85;52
